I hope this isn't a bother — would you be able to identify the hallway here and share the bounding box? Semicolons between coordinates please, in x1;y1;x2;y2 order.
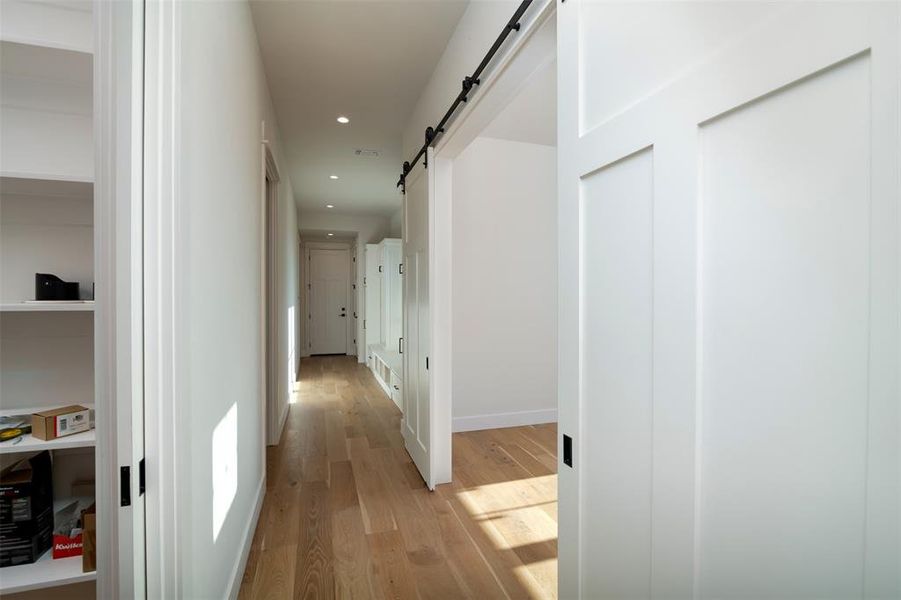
238;356;558;599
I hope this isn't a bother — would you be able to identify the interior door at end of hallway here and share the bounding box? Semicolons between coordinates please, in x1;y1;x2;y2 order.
310;248;350;355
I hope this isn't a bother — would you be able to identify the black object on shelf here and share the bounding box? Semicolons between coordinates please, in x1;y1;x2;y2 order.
0;450;54;567
35;273;79;301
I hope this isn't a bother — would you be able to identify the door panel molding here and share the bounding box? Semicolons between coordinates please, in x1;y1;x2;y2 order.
559;2;899;598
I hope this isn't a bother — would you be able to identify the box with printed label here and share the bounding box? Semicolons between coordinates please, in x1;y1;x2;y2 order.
51;498;92;559
32;405;91;441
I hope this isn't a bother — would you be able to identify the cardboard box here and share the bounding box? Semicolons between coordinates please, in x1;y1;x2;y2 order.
81;503;95;573
32;405;91;441
52;498;92;559
0;451;53;567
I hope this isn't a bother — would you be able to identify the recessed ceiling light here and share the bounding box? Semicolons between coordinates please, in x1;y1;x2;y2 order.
326;204;334;208
336;116;350;124
327;233;334;237
329;174;339;180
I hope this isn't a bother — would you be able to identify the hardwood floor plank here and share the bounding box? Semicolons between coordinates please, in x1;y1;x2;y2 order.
366;530;419;600
330;461;378;600
295;480;335;599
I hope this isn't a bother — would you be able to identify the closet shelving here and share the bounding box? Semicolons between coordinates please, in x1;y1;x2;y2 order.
0;1;98;595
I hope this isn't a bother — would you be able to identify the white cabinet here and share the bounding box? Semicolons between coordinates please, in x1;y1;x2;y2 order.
363;244;381;356
378;238;403;352
365;238;403;409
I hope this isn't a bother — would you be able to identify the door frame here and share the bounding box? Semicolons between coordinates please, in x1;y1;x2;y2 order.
428;0;556;484
301;241;354;356
261;140;282;446
95;0;146;595
142;0;182;596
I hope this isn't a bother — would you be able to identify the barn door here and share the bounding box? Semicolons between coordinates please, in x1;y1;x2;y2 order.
557;2;899;598
402;160;433;488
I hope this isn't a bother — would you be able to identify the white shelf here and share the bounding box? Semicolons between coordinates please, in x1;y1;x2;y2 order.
371;345;402;374
0;428;95;455
0;1;93;56
0;405;95;454
0;172;94;186
0;549;95;594
1;302;94;313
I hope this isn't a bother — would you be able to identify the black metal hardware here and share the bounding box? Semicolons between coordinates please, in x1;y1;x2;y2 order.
394;385;400;390
363;319;367;329
120;466;131;506
399;263;404;275
399;337;404;354
563;434;573;467
378;265;383;273
397;0;534;190
426;356;429;370
364;276;367;285
139;458;146;496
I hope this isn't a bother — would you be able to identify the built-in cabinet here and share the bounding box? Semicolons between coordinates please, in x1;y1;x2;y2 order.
379;239;402;351
363;244;382;353
364;238;403;409
0;2;102;596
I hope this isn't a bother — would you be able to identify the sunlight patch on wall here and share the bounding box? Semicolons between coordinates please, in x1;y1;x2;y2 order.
212;402;238;541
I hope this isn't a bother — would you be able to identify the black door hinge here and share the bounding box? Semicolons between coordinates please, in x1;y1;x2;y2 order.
139;458;146;496
120;466;131;506
379;265;383;273
426;356;429;370
563;434;573;467
399;263;404;275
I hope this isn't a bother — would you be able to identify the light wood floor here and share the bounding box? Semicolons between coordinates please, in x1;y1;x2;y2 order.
238;355;558;599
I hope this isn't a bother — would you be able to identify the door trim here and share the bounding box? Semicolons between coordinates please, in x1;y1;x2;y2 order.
261;139;282;447
95;0;146;595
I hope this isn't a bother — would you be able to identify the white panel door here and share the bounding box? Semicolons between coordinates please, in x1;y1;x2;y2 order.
310;248;349;355
403;161;432;487
558;3;900;599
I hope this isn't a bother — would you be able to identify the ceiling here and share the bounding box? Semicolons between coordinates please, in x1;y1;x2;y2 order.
481;58;556;147
250;0;469;216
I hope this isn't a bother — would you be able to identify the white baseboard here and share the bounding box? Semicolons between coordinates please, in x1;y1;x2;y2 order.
225;476;265;600
452;408;557;433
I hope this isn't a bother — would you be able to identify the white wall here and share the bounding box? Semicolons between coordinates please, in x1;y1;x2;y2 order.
175;1;299;597
451;136;556;431
402;0;551;159
297;209;391;361
389;208;402;237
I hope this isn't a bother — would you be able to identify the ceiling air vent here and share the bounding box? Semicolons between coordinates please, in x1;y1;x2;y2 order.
354;148;380;158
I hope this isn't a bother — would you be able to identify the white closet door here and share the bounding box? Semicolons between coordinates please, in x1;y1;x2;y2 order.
557;2;899;598
403;161;432;488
